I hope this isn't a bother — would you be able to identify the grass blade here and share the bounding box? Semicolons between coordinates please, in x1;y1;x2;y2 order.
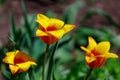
9;12;16;41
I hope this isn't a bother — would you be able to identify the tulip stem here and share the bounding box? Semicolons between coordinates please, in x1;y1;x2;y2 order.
42;44;49;80
47;42;59;80
84;68;93;80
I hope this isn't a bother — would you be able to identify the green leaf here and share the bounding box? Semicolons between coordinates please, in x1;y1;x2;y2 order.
28;68;36;80
47;42;59;80
32;39;46;59
20;0;30;32
14;73;26;80
1;64;11;80
45;11;56;18
111;35;120;47
53;74;56;80
20;0;32;47
9;12;16;41
62;0;84;23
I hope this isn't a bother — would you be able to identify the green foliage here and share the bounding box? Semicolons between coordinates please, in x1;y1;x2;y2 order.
1;0;120;80
0;0;5;5
62;0;84;23
73;26;120;48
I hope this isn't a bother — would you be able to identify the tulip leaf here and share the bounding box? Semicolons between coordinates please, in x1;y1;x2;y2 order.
111;35;120;47
53;74;56;80
62;0;84;23
20;0;31;32
9;12;16;42
47;42;59;80
20;0;32;48
32;39;46;59
1;64;11;80
28;68;36;80
45;11;56;18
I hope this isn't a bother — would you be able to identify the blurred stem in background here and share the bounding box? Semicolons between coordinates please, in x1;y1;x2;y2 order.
42;44;49;80
84;68;93;80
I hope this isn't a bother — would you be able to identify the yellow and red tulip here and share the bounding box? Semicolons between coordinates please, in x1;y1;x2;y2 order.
80;37;118;68
2;50;37;74
36;14;75;44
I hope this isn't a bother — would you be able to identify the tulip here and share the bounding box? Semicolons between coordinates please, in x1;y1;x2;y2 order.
2;50;37;74
36;14;75;44
80;36;118;68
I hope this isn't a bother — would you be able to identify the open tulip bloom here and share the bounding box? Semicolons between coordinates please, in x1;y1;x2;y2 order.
36;14;75;44
80;37;118;68
2;50;37;74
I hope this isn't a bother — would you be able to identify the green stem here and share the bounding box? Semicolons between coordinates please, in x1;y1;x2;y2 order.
84;68;93;80
28;68;35;80
12;74;17;80
47;42;59;80
42;44;49;80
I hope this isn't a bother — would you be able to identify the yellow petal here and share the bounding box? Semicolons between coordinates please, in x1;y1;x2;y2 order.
16;61;37;71
95;41;110;54
48;18;64;29
105;53;118;58
47;29;64;39
2;52;15;64
36;29;48;36
62;24;75;34
87;37;97;50
86;56;96;63
36;20;48;29
37;14;49;21
9;65;19;74
80;46;90;53
36;14;49;29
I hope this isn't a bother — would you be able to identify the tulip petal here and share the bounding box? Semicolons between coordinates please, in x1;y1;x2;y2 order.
62;24;75;34
15;51;37;63
16;61;37;71
95;41;110;54
105;53;118;58
47;29;64;39
86;56;96;63
87;37;97;50
80;46;90;53
48;18;64;29
37;14;49;21
36;14;49;29
2;52;15;64
9;65;19;74
36;29;48;37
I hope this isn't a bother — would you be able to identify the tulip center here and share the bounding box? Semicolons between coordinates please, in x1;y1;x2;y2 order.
47;26;58;31
14;57;25;64
90;49;100;56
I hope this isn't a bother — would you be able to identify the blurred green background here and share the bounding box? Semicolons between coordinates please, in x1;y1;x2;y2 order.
0;0;120;80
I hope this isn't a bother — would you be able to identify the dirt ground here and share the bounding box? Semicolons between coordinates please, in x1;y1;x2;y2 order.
1;0;120;45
